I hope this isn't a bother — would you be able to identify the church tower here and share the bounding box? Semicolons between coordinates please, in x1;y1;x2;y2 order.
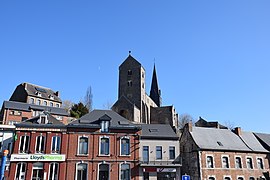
150;64;161;107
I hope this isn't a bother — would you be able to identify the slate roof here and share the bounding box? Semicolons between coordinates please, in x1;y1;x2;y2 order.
16;112;65;128
254;132;270;149
68;109;141;130
24;82;62;102
119;55;142;68
3;101;68;116
141;124;178;140
238;131;268;152
191;127;252;151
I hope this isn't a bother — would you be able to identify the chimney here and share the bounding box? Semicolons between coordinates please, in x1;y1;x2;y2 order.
55;91;60;97
187;121;193;132
234;127;242;136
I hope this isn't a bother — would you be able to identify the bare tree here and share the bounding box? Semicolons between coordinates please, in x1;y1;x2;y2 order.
178;113;194;129
62;100;74;114
84;86;93;112
102;100;113;110
223;120;235;130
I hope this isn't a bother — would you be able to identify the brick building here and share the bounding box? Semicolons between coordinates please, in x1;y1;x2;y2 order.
66;109;141;180
180;122;270;180
0;82;69;125
8;112;67;180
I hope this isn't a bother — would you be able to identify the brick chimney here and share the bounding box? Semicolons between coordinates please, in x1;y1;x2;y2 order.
234;127;242;136
187;121;192;132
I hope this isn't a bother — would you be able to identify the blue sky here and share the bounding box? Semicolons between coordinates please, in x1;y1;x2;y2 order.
1;0;270;133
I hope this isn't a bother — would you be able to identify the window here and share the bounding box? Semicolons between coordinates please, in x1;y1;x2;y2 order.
15;162;26;180
76;163;87;180
99;164;109;180
249;177;255;180
217;141;223;146
237;177;244;180
121;137;130;156
78;137;88;155
128;70;132;75
50;102;53;107
100;137;109;155
10;110;22;116
247;157;253;169
156;146;162;160
224;177;231;180
40;116;46;124
222;156;229;168
51;136;60;153
35;135;45;153
49;95;54;100
169;146;175;159
209;177;215;180
30;98;35;104
32;162;44;180
101;121;109;133
56;103;60;108
127;80;132;87
235;157;242;168
19;135;30;153
43;101;47;106
257;157;264;169
49;163;59;180
120;164;130;180
36;99;41;105
206;156;214;168
143;146;149;163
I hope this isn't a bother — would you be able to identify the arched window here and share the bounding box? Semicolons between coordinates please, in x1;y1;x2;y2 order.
15;162;26;180
49;163;59;180
120;163;130;180
120;137;130;156
78;136;88;155
99;163;109;180
100;137;109;155
76;163;87;180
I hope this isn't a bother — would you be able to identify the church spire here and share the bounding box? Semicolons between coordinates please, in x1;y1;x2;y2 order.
150;64;161;107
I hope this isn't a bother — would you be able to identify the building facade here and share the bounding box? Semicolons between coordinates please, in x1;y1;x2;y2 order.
66;110;141;180
139;124;181;180
180;123;270;180
8;112;67;180
0;82;69;125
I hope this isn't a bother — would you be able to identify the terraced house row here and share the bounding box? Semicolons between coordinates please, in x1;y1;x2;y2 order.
0;53;270;179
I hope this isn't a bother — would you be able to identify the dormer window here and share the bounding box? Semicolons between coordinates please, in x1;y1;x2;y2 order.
36;92;42;97
101;121;109;133
49;95;54;100
38;114;48;124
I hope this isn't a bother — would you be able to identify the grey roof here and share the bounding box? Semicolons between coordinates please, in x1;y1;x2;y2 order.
119;55;142;68
239;131;268;152
254;132;270;149
68;109;141;130
16;112;65;128
141;124;178;140
3;101;68;116
24;82;62;102
191;127;252;151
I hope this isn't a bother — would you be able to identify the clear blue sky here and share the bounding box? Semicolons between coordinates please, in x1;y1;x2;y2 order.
1;0;270;133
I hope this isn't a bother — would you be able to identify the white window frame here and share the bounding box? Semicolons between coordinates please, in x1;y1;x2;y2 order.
99;136;110;156
77;136;89;155
19;135;30;154
35;135;45;154
49;162;59;180
206;154;214;168
36;99;41;105
156;146;162;160
237;176;245;180
223;176;232;180
119;163;131;180
51;136;61;154
208;176;216;180
221;155;230;168
76;162;88;180
256;156;264;169
97;162;110;180
15;162;26;180
100;121;109;133
31;162;44;180
169;146;176;160
43;101;47;106
246;156;254;169
30;98;35;104
235;156;242;169
120;136;130;156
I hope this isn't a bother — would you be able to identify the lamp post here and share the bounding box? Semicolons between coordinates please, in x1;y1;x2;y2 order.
0;150;9;180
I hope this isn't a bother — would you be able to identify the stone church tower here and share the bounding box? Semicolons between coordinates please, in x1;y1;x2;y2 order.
112;53;178;129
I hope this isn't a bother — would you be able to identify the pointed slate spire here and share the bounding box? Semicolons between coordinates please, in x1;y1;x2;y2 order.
150;64;161;107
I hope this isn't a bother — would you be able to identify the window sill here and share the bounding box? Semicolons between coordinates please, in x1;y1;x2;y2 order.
76;154;89;157
119;155;131;157
98;154;110;157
